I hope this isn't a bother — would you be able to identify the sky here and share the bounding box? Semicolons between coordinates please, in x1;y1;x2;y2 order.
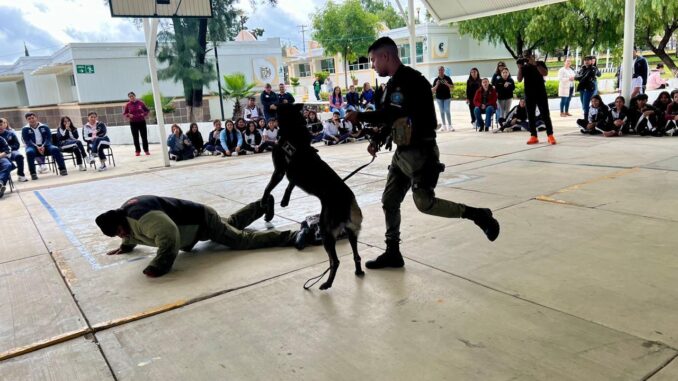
0;0;319;65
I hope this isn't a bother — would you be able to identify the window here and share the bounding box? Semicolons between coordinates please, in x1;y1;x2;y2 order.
298;63;311;77
348;56;370;71
320;58;335;74
399;42;424;64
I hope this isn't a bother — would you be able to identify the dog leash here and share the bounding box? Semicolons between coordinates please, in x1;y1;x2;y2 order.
341;155;376;182
303;155;377;290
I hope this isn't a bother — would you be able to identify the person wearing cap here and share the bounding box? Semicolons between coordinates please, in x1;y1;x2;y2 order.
243;97;263;121
96;195;310;277
260;83;279;121
21;112;68;179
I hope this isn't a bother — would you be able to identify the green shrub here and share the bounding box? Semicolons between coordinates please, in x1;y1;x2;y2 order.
140;91;175;114
319;91;330;101
452;82;467;100
290;77;300;87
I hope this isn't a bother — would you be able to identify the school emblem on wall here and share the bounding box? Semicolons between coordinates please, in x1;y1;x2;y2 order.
252;57;279;85
432;37;449;58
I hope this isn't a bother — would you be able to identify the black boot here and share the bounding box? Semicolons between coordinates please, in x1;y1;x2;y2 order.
366;239;404;269
463;206;500;241
292;222;310;250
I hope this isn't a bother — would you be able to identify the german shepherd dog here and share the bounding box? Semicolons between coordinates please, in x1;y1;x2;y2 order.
262;103;364;290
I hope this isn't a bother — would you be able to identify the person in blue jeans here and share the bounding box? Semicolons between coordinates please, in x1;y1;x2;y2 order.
0;136;15;198
575;56;597;120
473;78;498;131
21;112;67;179
432;66;454;132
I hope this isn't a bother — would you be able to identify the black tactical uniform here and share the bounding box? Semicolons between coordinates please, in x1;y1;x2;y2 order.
357;64;497;268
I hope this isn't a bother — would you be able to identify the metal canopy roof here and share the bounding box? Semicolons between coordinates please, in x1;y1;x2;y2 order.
0;74;24;83
31;63;72;76
420;0;568;23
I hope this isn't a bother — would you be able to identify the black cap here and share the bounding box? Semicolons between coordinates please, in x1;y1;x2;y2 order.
95;209;124;237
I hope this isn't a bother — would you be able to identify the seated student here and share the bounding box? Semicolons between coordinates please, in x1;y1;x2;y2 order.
242;121;262;153
495;67;515;123
0;118;27;182
323;112;350;145
653;91;672;132
345;85;360;112
257;118;267;134
82;112;111;171
473;78;498;131
577;95;609;134
220;120;243;157
647;63;668;91
204;119;225;155
22;112;68;178
0;135;15;198
663;90;678;136
185;122;204;155
329;87;346;118
603;96;631;137
359;82;376;111
167;124;195;161
258;118;279;152
306;110;324;143
57;116;87;171
496;99;529;132
629;93;659;136
235;118;247;134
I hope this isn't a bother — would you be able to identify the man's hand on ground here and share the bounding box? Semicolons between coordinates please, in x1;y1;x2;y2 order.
107;247;132;255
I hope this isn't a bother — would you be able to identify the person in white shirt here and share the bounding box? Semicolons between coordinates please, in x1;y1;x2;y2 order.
558;58;576;117
258;118;278;152
631;74;643;98
243;97;263;121
322;112;349;145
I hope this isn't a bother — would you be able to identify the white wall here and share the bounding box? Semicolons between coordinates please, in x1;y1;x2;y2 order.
0;82;22;108
56;73;76;103
24;72;60;106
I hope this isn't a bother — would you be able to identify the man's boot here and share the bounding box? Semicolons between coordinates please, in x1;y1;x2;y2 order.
463;206;500;241
264;195;275;222
291;222;310;250
366;239;404;269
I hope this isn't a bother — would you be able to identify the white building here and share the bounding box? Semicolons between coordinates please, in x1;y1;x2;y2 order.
283;23;515;98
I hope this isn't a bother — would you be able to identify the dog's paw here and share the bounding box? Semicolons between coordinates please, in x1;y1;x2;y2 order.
355;270;365;277
319;282;333;290
281;199;289;207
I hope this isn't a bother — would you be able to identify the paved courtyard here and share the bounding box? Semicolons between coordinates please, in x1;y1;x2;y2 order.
1;113;677;380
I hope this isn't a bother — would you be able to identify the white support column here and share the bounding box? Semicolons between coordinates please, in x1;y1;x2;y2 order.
143;19;170;167
408;0;416;69
620;0;635;104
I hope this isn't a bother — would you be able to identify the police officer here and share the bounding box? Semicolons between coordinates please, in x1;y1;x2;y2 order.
345;37;500;269
95;195;309;277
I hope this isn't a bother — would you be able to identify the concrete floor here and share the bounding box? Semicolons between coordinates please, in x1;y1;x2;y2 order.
1;112;677;380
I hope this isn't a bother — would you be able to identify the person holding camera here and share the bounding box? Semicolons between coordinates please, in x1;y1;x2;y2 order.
517;52;556;145
575;56;598;120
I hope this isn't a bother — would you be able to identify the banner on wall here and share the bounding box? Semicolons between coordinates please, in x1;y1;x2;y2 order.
252;57;279;86
431;37;449;59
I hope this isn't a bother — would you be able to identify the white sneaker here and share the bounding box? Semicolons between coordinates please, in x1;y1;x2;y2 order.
437;126;446;132
98;164;107;172
38;164;48;173
18;175;28;182
447;125;455;132
79;164;87;171
88;154;95;164
232;152;238;157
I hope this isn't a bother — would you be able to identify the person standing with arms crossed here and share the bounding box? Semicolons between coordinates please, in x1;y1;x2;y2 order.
517;51;556;145
123;91;151;156
345;37;499;269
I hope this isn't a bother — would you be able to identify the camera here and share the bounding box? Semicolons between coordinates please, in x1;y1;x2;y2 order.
516;57;528;66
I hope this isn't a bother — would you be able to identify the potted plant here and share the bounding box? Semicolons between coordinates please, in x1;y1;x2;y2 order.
290;77;300;94
350;73;359;86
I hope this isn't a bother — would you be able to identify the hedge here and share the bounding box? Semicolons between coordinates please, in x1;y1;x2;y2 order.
452;80;561;100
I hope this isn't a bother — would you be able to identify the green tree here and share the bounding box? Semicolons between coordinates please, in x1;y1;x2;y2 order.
581;0;678;75
361;0;406;29
312;0;379;88
222;73;256;119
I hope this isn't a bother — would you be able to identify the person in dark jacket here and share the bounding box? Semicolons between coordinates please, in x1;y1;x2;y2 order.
494;67;515;123
242;121;262;153
96;195;310;277
466;68;482;126
186;123;204;154
306;110;324;143
577;95;609;134
490;61;506;88
0;118;26;182
22;112;68;178
633;48;649;93
204;120;225;155
603;96;631;137
277;83;295;106
57;116;87;171
359;82;376;111
346;85;360;112
652;91;672;131
344;37;499;270
629;94;659;136
260;84;279;120
431;65;454;132
167;124;195;161
664;90;678;136
473;78;498;131
497;99;529;132
575;56;598;120
0;136;15;198
123;91;150;156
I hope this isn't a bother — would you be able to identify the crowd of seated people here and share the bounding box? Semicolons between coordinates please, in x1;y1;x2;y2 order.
577;90;678;137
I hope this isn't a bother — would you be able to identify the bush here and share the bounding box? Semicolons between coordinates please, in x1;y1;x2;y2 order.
316;71;330;83
290;77;300;87
140;91;175;114
319;91;330;101
452;82;467;100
